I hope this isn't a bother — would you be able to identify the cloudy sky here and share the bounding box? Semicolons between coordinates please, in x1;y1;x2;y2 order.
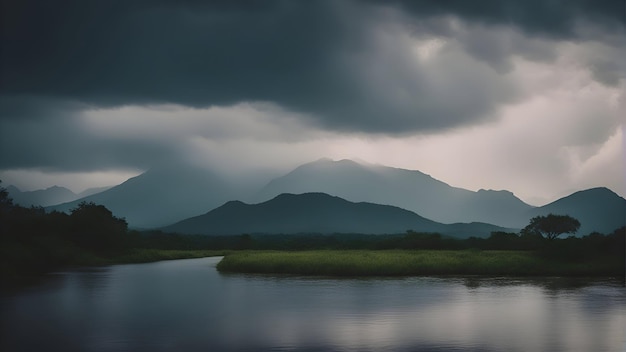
1;0;624;205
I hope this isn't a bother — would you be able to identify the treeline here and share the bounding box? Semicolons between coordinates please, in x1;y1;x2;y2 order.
1;194;134;276
138;228;625;257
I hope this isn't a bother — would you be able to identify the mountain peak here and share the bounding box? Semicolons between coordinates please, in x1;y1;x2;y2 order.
45;185;73;192
477;189;515;196
550;187;622;204
7;184;77;207
254;158;532;227
162;191;512;238
531;186;625;235
314;157;334;163
578;187;618;196
307;158;361;167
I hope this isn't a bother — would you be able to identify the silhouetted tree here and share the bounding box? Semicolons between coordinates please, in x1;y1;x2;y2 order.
522;214;581;240
0;180;14;218
70;202;128;252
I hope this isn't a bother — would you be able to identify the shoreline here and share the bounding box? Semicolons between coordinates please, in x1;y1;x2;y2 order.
1;249;227;286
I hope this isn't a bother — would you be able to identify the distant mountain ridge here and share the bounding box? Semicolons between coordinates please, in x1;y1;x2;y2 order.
7;185;78;207
38;158;625;235
48;163;244;228
6;185;113;208
527;187;626;235
253;158;534;228
162;192;515;238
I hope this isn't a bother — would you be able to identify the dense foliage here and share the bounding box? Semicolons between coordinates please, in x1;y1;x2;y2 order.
522;214;581;240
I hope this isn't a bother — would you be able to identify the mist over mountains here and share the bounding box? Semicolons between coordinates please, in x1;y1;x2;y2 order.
7;185;111;207
49;163;245;228
20;158;625;236
254;158;533;228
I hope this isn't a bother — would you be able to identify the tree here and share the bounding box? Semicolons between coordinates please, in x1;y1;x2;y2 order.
0;180;14;215
70;202;128;252
486;231;519;249
522;214;581;240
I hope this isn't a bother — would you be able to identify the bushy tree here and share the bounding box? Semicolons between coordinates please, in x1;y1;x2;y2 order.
70;202;128;252
522;214;581;240
485;231;519;249
0;180;14;218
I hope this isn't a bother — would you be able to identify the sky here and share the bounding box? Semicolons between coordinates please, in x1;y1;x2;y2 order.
1;0;624;206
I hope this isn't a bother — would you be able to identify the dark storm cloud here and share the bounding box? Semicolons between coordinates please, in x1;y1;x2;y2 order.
1;0;351;107
0;0;622;136
370;0;623;38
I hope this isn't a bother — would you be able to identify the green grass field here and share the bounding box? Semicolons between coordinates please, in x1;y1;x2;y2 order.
216;250;622;277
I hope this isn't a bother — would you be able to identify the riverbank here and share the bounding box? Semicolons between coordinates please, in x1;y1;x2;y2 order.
1;249;227;285
90;248;228;265
216;250;624;277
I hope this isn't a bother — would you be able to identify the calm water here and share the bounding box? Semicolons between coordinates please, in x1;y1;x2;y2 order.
1;257;625;352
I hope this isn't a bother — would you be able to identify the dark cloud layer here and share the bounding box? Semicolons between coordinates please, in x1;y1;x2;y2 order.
0;0;623;175
372;0;623;38
2;0;621;129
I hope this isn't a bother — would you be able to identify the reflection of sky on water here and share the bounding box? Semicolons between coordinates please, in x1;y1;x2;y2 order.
1;258;625;352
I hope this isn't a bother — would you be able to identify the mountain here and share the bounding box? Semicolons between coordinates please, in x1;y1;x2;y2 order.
7;185;78;207
49;163;243;228
162;192;513;238
253;158;533;228
527;187;626;235
77;186;112;198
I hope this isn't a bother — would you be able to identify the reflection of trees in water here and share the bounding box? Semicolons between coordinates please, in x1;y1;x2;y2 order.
72;267;112;292
463;277;482;289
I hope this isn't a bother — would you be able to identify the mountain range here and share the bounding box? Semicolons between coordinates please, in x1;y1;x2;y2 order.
253;158;533;227
13;158;623;236
6;185;110;207
253;159;625;234
162;192;514;237
48;163;245;228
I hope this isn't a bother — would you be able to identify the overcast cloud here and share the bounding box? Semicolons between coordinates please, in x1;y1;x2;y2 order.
0;0;624;204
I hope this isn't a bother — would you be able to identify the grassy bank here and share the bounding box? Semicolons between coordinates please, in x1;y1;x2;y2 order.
216;250;623;277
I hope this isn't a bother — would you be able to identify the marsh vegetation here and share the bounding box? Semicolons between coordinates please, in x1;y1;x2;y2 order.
216;249;623;277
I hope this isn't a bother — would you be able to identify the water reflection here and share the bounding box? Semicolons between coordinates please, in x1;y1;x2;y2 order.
1;257;625;352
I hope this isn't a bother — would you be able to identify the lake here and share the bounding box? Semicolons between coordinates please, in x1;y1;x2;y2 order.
1;257;625;352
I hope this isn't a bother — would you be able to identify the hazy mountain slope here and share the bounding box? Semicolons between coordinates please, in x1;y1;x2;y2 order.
527;187;626;235
77;186;112;198
7;185;78;207
49;163;241;228
163;192;512;238
253;158;533;228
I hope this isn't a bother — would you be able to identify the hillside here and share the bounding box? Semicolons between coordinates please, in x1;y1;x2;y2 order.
253;158;533;228
49;163;242;228
162;192;513;238
527;187;626;235
7;185;78;207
